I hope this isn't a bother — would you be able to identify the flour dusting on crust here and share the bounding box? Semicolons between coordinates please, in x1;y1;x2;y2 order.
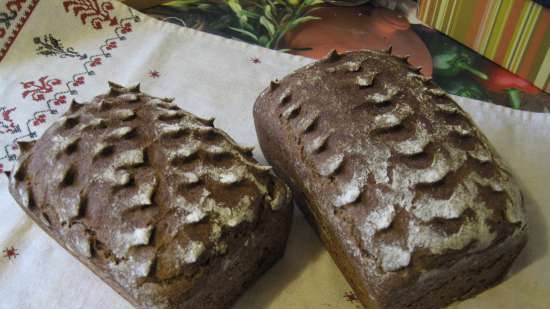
8;82;292;308
271;50;526;274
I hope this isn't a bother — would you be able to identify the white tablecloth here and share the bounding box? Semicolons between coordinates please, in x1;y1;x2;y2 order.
0;1;548;308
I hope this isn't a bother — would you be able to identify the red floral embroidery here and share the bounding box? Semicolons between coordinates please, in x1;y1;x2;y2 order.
62;0;118;30
54;95;67;105
120;22;132;34
21;76;62;101
33;114;47;126
1;0;25;40
6;0;26;11
1;6;141;166
72;76;85;87
90;57;102;67
0;107;18;134
3;246;19;261
1;0;40;62
148;70;160;78
105;41;117;50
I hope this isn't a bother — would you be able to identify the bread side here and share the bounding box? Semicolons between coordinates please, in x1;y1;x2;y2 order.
9;82;293;309
253;50;527;309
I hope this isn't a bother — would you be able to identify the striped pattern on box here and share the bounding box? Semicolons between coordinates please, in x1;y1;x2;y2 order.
419;0;550;92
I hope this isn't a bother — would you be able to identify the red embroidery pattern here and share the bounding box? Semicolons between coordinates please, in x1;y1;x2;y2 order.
1;7;141;166
6;1;26;11
0;106;19;134
3;246;19;261
148;70;160;78
0;10;17;39
120;22;132;34
249;57;261;64
32;113;47;126
105;41;117;50
89;56;102;67
63;0;118;30
53;95;67;106
21;76;62;101
1;1;21;39
72;76;85;87
0;0;40;62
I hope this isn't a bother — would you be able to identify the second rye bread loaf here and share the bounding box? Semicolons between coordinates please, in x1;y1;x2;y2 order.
9;82;292;309
253;50;527;309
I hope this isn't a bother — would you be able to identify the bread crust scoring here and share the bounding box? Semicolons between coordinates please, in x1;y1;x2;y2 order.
253;50;527;309
9;82;293;309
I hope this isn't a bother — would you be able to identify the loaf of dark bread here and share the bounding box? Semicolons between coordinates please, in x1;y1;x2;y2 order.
253;50;527;309
9;82;292;309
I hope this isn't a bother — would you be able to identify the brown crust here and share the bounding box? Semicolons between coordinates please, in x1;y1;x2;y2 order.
253;50;527;309
9;82;293;309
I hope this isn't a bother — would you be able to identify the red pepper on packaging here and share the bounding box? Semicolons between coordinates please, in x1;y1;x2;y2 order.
479;65;540;109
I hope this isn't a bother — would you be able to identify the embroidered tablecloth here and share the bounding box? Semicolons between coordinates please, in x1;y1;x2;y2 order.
0;1;548;308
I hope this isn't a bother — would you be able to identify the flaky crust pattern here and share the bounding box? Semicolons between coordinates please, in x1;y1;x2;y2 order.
254;50;527;309
10;82;292;309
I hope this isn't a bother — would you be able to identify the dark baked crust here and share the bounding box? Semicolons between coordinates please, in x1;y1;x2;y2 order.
9;82;293;309
253;50;527;309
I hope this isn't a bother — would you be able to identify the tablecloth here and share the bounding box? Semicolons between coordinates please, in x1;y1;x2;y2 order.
0;1;548;308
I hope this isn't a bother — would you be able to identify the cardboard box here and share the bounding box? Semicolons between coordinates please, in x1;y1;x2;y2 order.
418;0;550;92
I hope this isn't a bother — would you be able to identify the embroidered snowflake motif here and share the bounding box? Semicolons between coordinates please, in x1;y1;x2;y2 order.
148;70;160;78
249;57;261;64
3;246;19;261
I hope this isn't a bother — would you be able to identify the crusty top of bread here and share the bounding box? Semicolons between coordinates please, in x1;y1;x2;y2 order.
9;82;290;307
254;50;526;275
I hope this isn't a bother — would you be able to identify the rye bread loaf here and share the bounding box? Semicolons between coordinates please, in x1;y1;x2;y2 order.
253;50;527;309
9;82;293;309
